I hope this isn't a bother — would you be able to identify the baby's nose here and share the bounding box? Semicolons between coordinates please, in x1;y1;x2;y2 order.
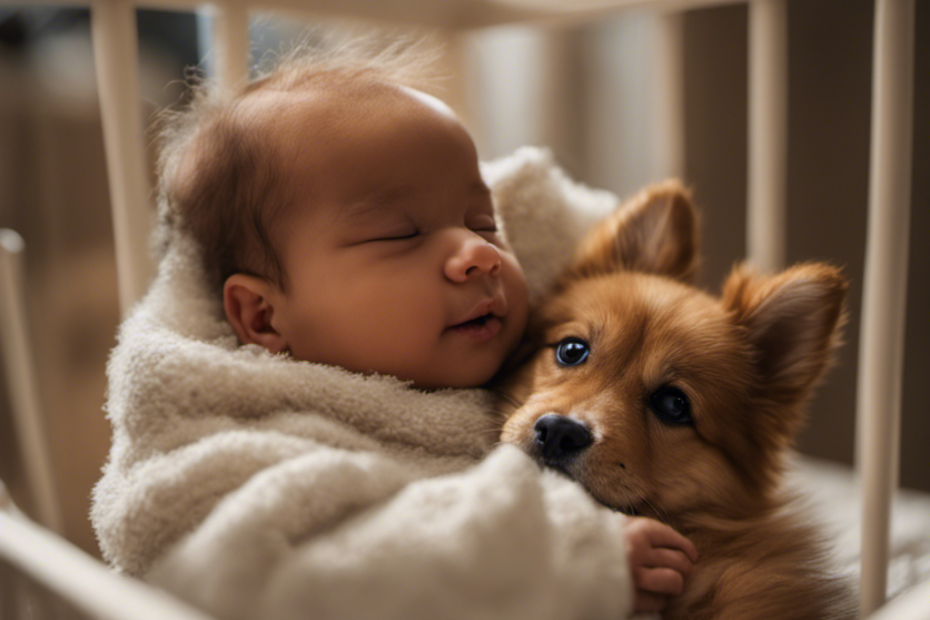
444;233;502;282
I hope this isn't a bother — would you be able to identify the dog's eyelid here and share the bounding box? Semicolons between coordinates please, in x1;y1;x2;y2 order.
545;321;595;344
548;333;595;346
545;335;588;348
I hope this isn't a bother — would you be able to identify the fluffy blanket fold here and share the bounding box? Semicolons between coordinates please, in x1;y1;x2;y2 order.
92;147;636;620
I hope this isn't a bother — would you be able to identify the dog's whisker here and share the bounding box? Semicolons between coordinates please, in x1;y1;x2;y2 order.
640;497;672;525
487;388;521;410
478;428;505;441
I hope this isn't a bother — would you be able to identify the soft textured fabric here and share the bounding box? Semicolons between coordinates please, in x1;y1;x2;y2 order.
91;147;637;620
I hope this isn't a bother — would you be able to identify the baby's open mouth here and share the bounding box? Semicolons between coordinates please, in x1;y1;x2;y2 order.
448;313;502;340
456;313;492;328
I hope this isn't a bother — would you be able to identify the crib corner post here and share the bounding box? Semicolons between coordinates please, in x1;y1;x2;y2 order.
0;230;62;534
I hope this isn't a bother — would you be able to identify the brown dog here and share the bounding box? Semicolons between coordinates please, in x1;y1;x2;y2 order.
499;182;854;620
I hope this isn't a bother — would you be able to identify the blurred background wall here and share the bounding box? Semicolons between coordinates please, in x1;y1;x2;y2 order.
0;0;926;557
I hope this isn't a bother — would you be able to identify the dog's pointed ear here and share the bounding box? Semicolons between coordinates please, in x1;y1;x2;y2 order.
568;180;699;282
723;263;848;407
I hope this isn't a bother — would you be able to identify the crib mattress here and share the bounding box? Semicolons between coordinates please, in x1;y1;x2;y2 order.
789;456;930;600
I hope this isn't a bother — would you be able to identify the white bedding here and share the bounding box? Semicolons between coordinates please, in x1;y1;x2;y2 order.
789;456;930;602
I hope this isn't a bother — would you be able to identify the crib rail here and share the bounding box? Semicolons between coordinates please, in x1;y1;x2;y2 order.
0;0;918;618
12;0;746;28
0;487;214;620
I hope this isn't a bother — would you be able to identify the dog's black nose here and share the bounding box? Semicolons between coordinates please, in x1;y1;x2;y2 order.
534;414;593;461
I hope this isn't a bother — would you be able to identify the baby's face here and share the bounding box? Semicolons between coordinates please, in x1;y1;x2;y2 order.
256;86;528;388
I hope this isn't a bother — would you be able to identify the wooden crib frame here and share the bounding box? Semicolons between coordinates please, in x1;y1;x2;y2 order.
0;0;918;618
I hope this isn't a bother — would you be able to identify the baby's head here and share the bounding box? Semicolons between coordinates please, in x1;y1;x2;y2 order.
158;44;529;388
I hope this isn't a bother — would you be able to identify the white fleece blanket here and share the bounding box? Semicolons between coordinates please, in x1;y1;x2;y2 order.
92;147;635;620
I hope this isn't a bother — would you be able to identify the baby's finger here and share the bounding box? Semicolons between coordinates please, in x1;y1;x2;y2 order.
647;547;694;577
646;523;699;562
635;567;686;597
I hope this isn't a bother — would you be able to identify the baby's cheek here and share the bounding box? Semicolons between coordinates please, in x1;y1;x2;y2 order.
504;262;530;332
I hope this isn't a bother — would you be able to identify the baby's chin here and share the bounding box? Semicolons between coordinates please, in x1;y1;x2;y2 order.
404;361;503;391
408;371;495;391
289;344;513;390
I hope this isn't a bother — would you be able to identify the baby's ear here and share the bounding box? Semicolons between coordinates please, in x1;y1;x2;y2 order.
568;180;699;282
722;263;848;406
224;274;289;354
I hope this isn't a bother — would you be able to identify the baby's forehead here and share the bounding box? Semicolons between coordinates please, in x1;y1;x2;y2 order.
231;86;408;183
242;82;470;173
238;81;437;139
231;80;481;222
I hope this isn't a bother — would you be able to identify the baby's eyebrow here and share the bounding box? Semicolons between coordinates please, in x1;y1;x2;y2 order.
364;186;418;207
344;181;491;221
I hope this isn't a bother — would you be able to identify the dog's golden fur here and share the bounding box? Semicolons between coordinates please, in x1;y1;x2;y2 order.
499;181;854;620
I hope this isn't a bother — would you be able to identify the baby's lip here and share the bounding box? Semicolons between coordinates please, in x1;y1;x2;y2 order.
452;297;507;328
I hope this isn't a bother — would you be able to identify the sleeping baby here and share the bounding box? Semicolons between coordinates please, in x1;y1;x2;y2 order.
91;40;695;620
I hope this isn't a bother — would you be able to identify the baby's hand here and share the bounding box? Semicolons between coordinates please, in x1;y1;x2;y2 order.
623;516;698;614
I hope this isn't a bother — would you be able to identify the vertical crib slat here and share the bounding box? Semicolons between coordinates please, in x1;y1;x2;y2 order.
212;1;250;89
656;12;684;181
747;0;787;272
91;0;153;315
536;29;576;170
858;0;915;616
0;231;61;534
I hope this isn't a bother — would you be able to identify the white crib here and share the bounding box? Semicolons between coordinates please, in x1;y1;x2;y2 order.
0;0;922;618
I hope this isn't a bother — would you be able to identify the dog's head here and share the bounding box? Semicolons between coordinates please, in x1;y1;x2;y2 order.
500;181;847;522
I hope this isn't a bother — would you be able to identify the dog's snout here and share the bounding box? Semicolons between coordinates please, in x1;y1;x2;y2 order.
534;414;593;461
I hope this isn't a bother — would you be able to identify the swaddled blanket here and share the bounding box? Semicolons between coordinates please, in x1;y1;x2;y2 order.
91;147;632;620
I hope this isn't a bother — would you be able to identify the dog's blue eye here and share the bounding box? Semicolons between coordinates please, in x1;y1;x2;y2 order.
649;386;693;425
555;338;589;367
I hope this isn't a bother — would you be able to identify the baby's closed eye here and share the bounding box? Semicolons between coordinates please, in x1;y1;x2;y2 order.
366;228;420;242
467;215;498;234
